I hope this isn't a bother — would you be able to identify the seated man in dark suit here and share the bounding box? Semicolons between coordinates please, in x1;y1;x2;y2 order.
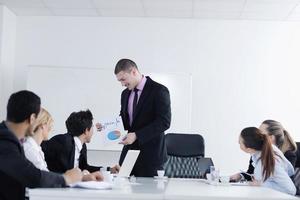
42;109;119;174
0;90;83;200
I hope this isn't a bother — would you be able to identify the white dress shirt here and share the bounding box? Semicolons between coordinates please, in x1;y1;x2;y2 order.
252;145;296;195
73;136;83;168
23;137;48;171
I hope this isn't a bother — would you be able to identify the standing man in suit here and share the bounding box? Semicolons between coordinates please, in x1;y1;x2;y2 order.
115;59;171;177
0;90;82;200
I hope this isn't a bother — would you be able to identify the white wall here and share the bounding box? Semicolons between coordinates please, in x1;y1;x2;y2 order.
0;6;16;120
191;21;300;173
15;16;300;174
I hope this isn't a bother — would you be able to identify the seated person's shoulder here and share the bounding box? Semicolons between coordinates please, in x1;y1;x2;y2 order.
0;129;20;147
284;150;297;161
284;150;297;167
42;133;70;150
0;136;23;155
49;133;71;143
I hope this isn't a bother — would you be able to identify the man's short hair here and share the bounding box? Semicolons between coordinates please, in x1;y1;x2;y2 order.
6;90;41;123
114;58;138;74
65;109;93;137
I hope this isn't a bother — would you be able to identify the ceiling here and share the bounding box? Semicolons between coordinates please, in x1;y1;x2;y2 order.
1;0;300;21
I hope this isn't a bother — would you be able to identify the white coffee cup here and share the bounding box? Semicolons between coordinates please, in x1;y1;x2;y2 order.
157;170;165;178
103;171;113;183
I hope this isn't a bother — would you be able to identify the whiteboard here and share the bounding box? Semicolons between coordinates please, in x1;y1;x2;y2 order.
27;66;192;150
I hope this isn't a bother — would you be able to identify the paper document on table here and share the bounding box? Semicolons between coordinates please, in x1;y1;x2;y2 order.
230;182;250;186
99;116;126;146
70;181;113;190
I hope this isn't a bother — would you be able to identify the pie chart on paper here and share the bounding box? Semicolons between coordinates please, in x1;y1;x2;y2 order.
107;130;121;140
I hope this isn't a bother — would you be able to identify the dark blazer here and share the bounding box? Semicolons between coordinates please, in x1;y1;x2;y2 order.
0;121;65;200
119;77;171;177
42;133;100;173
284;150;297;168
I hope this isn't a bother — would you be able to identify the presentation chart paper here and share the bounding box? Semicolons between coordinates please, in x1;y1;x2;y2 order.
99;116;126;147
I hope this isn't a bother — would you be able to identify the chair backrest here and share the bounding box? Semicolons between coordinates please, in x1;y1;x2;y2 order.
294;142;300;195
294;168;300;196
164;133;205;178
165;133;205;157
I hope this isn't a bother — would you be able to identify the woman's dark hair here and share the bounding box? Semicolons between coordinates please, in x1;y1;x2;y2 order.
240;127;275;181
65;109;93;137
6;90;41;123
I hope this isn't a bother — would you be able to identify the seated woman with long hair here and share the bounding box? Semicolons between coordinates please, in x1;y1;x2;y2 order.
231;120;297;182
238;127;296;195
23;108;53;171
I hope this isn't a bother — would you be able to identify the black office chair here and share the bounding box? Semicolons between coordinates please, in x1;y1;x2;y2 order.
164;133;205;178
295;142;300;168
294;142;300;195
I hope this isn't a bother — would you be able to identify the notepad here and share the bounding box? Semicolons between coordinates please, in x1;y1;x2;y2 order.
70;181;112;190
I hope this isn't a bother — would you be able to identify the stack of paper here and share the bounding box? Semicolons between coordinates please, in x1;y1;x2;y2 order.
70;181;113;190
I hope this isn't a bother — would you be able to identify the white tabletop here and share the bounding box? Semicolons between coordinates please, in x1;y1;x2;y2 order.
29;178;297;200
165;178;297;200
29;177;167;200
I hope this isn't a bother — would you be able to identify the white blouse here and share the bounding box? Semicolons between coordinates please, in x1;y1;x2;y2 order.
23;137;49;171
251;145;296;195
73;136;83;168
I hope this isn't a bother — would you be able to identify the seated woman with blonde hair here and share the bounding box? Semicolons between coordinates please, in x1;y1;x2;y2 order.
23;108;52;171
23;108;103;181
260;120;297;167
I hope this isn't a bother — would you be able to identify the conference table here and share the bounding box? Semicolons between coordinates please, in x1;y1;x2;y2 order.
28;177;297;200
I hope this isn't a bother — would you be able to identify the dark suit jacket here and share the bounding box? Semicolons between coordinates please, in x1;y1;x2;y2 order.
0;121;66;200
284;150;297;168
42;133;100;173
119;77;171;177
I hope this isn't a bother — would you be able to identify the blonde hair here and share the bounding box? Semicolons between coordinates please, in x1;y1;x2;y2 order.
262;120;297;153
27;108;53;136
